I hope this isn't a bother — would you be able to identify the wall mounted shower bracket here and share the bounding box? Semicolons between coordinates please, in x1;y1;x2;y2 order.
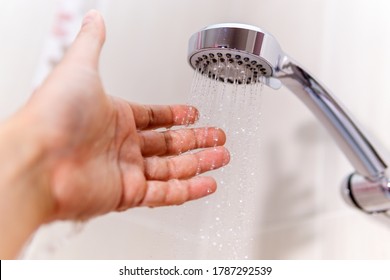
188;23;390;218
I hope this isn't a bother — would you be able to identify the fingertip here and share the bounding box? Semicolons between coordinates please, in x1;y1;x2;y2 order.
62;10;106;69
216;127;227;145
82;10;99;26
168;105;199;126
222;146;231;165
209;146;231;166
189;106;200;123
81;9;106;43
192;176;217;197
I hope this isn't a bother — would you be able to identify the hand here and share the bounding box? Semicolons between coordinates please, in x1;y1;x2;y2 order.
0;9;229;259
25;10;229;221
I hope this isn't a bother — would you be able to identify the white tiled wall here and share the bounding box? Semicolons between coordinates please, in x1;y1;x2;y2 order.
2;0;390;259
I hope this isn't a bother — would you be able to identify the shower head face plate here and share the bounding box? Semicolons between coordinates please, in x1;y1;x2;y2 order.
188;23;283;84
190;49;272;84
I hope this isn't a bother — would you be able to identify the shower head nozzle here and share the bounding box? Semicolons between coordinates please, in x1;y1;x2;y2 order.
188;23;283;86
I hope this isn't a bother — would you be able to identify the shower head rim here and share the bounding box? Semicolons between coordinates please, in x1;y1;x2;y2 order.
202;22;265;33
188;22;283;83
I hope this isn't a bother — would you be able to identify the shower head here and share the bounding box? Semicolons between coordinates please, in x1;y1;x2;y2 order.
188;23;390;218
188;23;283;88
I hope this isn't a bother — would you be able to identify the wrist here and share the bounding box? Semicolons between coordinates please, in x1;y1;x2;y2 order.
0;110;54;258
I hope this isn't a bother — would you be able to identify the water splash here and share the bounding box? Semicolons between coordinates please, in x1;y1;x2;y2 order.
175;66;264;259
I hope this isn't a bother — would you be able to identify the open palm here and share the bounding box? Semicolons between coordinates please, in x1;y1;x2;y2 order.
25;11;229;221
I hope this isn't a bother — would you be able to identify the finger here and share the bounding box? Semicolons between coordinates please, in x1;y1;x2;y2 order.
131;104;199;130
62;10;106;69
139;127;226;157
144;146;230;180
139;176;217;207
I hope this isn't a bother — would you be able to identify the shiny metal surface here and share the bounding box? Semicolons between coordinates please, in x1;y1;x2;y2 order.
188;23;390;216
276;57;387;180
342;173;390;213
188;23;281;85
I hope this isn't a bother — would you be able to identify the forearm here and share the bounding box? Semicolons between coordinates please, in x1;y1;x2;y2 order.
0;111;53;259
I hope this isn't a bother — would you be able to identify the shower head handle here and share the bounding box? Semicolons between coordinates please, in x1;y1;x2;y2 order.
277;56;390;215
276;55;387;180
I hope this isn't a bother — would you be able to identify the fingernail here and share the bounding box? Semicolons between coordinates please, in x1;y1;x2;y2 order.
223;148;231;165
82;9;98;26
193;107;200;122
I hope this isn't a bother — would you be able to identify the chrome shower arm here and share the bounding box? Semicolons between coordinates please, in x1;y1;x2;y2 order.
276;56;387;180
276;56;390;215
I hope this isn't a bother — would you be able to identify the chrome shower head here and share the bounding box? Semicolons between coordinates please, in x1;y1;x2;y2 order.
188;23;283;87
188;23;390;218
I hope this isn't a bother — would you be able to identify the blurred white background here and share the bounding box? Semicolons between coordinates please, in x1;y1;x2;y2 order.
2;0;390;259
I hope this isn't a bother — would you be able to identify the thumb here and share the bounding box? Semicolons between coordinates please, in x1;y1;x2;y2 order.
63;10;106;69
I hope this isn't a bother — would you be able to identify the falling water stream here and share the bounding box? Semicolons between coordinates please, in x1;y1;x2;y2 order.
174;67;264;259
